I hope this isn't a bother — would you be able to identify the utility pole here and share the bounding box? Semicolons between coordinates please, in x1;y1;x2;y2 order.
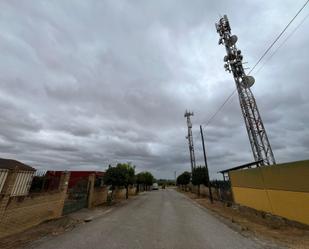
184;110;196;173
215;15;276;166
200;125;213;203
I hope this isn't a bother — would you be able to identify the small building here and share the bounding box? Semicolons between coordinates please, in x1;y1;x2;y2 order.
0;158;35;196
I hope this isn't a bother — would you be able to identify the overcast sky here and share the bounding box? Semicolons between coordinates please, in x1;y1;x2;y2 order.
0;0;308;179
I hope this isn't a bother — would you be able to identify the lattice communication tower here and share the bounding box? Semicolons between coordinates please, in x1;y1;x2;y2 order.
184;110;196;172
215;15;276;165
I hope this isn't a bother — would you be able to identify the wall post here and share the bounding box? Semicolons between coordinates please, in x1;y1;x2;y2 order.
87;173;95;208
0;169;18;222
55;171;70;217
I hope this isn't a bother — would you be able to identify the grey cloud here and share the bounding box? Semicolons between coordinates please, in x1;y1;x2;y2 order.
0;0;308;179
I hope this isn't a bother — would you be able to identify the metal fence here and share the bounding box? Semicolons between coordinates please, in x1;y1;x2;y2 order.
63;176;89;215
29;170;61;193
11;171;35;196
212;180;233;203
34;170;47;177
0;169;9;193
94;175;104;188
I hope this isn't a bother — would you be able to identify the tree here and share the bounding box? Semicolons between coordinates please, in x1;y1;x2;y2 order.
157;179;175;187
136;171;154;191
191;166;209;196
136;172;145;192
144;172;155;189
121;163;136;199
176;171;191;190
104;163;136;199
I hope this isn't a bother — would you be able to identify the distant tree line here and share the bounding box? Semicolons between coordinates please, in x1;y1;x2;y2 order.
103;163;155;200
157;179;175;186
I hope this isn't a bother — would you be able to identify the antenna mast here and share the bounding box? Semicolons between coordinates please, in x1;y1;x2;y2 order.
215;15;276;166
184;110;196;172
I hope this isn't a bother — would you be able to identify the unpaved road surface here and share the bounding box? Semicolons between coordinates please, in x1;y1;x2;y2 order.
28;189;282;249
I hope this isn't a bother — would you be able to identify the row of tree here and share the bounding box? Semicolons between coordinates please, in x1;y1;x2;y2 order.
103;163;155;199
157;179;175;186
136;171;155;191
176;166;209;196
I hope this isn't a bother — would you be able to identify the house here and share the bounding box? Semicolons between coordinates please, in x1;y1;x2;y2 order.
0;158;35;196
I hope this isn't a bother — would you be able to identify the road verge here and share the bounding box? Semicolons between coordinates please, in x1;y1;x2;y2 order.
176;189;309;249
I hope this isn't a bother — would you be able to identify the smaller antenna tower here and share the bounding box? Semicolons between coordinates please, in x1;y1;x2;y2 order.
184;110;196;172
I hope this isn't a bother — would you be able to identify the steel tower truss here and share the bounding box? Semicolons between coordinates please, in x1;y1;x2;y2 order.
215;15;276;166
184;110;196;172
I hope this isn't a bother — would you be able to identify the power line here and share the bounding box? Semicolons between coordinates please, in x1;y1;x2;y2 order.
203;1;309;128
255;13;309;75
204;89;236;127
248;0;309;75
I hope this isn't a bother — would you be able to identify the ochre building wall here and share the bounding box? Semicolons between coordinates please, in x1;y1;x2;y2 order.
229;160;309;225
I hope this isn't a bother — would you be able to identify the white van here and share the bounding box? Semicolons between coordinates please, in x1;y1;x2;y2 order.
152;183;159;190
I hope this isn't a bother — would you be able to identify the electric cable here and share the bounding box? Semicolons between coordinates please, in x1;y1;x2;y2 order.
249;0;309;75
255;12;309;75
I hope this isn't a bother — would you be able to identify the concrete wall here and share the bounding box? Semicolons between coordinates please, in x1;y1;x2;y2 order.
229;160;309;225
91;187;108;207
0;171;69;238
114;188;126;200
128;186;136;196
0;170;136;238
0;192;64;238
114;186;136;199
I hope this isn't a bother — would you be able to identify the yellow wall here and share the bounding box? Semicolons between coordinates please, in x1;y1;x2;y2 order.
268;189;309;225
232;187;272;213
230;160;309;225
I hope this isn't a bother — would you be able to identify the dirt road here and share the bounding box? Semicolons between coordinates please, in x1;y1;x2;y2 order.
28;189;283;249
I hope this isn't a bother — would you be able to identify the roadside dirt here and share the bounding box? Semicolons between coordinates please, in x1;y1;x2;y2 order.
179;190;309;249
0;215;81;249
0;200;124;249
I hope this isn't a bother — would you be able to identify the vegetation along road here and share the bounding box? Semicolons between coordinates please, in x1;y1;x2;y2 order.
28;189;282;249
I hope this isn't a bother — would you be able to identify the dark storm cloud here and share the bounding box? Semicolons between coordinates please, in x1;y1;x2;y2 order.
0;0;308;179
